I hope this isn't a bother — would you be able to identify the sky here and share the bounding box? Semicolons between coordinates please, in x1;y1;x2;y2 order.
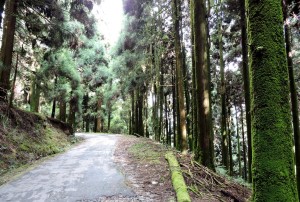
92;0;124;45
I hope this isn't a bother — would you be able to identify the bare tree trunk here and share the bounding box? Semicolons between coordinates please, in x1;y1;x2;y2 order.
172;0;188;154
9;51;19;108
0;0;17;100
193;0;214;169
240;0;252;182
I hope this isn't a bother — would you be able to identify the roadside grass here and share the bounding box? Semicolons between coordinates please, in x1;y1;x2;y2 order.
128;141;166;164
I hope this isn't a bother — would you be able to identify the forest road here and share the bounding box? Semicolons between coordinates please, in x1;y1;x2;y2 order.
0;133;135;202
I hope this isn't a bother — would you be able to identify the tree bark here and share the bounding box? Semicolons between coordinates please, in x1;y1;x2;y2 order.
30;76;40;113
172;0;188;154
193;0;214;169
96;97;102;132
0;0;17;100
247;0;298;200
0;0;5;28
218;2;228;169
59;100;67;122
9;51;19;108
283;0;300;198
240;104;247;180
240;0;252;182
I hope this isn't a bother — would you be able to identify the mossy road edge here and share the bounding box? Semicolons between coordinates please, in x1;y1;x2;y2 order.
165;152;191;202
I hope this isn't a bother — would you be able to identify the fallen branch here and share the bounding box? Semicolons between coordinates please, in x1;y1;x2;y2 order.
165;152;191;202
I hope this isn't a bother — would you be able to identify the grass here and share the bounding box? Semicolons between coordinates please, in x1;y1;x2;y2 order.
128;142;163;164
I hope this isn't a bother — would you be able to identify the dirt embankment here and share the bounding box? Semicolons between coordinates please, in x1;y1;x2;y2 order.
0;102;76;179
114;136;251;202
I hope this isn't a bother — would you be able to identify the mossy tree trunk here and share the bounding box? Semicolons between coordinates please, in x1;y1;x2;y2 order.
247;0;298;200
240;0;252;182
0;0;17;100
192;0;214;169
283;0;300;197
172;0;188;154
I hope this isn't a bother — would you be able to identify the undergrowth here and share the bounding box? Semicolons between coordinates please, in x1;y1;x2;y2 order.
0;103;78;177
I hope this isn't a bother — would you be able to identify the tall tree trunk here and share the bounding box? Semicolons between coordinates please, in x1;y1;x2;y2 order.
218;2;228;170
96;97;102;132
51;76;58;118
283;0;300;197
190;0;197;152
0;0;5;28
0;0;17;100
172;0;188;154
193;0;214;169
172;65;177;148
228;107;233;176
68;96;76;129
138;89;145;136
9;50;19;108
131;91;135;135
235;104;242;176
247;0;298;200
240;104;247;180
59;100;67;122
30;76;40;113
240;0;252;182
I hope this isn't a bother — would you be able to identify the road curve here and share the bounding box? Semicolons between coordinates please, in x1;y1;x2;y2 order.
0;133;135;202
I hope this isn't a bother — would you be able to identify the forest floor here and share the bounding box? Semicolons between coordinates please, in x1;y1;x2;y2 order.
114;135;251;202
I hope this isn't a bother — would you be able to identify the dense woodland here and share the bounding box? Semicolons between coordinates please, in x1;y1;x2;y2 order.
0;0;300;200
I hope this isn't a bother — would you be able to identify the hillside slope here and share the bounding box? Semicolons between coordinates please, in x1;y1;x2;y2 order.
0;102;75;177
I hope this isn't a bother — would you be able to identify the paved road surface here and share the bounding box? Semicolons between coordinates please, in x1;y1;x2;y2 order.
0;134;135;202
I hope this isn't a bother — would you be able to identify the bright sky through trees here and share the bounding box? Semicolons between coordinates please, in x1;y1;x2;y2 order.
93;0;124;45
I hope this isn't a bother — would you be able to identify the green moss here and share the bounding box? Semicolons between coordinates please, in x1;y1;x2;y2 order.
247;0;298;201
165;152;191;202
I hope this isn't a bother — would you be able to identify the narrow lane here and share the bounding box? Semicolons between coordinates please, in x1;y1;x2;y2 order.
0;134;135;202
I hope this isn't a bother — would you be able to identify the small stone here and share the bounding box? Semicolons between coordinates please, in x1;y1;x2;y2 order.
151;181;158;185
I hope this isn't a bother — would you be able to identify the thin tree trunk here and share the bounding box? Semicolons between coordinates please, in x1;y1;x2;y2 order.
228;107;233;176
0;0;5;28
240;0;252;182
96;97;102;132
30;76;40;113
283;0;300;197
240;104;247;180
131;91;135;135
9;51;19;108
59;100;66;122
235;104;242;176
172;0;188;154
218;1;228;169
172;65;177;148
51;76;58;118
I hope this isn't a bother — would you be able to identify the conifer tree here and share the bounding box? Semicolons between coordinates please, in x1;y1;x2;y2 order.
247;0;298;200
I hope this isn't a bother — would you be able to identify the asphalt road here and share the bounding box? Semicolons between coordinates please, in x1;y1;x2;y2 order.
0;133;135;202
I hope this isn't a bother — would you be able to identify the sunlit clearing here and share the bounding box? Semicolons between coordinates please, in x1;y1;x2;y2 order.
93;0;124;45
